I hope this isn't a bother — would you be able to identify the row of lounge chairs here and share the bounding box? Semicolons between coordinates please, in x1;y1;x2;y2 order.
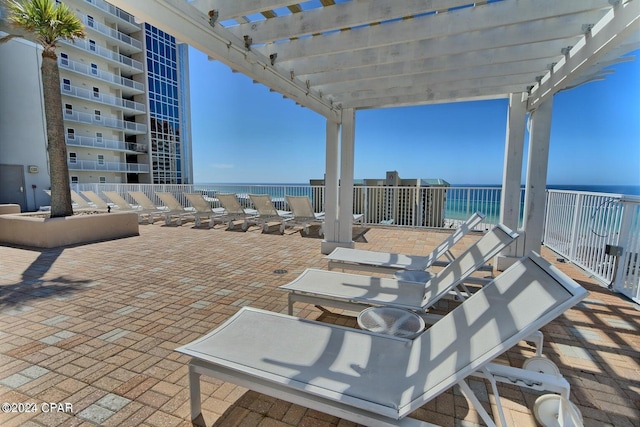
49;190;355;235
176;215;588;426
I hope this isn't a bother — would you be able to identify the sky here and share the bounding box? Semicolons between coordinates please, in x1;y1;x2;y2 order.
188;47;640;186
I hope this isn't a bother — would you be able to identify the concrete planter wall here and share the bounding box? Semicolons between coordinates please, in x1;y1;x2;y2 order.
0;210;139;248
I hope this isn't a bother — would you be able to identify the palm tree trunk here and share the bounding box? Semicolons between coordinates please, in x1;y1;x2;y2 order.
41;50;73;217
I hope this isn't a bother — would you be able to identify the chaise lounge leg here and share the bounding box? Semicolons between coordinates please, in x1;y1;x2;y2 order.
188;363;202;422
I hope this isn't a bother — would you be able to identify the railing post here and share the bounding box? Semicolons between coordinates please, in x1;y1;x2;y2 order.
568;193;583;262
613;200;640;302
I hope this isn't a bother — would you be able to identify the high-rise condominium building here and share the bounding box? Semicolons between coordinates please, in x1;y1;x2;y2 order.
0;0;192;211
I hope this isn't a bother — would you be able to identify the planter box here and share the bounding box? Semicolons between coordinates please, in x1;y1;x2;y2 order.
0;211;139;248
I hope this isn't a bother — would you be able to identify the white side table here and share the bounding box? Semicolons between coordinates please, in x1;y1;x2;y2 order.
357;306;425;339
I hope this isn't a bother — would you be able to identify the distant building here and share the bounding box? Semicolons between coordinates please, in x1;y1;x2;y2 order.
311;171;450;227
0;0;192;211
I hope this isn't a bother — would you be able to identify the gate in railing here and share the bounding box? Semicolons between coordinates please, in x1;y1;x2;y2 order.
543;190;640;303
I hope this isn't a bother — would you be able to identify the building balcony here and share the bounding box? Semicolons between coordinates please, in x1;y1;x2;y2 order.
61;83;146;115
66;135;147;153
80;13;143;55
60;38;143;74
68;159;150;172
83;0;139;31
58;57;145;96
63;110;147;135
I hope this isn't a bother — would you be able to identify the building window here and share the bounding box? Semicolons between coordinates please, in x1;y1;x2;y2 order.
93;87;99;98
63;78;71;91
65;104;73;115
69;152;77;164
96;132;103;143
87;15;94;28
91;63;98;75
60;52;69;66
94;110;101;121
97;154;105;165
67;128;75;140
89;39;96;51
99;176;106;184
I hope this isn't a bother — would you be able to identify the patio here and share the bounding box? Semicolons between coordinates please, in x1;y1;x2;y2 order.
0;223;638;427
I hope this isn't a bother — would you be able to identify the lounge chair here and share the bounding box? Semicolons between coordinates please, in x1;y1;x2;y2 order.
285;195;324;235
128;191;168;224
280;223;518;316
248;194;294;234
285;195;366;237
326;211;486;274
177;252;587;427
184;193;225;228
103;191;158;224
214;193;259;230
81;190;112;211
155;192;196;226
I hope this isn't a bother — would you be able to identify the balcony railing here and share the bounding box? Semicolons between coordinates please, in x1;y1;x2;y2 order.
61;83;146;114
58;57;145;93
68;160;149;172
80;14;142;51
73;183;640;304
84;0;138;27
66;135;147;153
63;109;147;134
61;39;143;72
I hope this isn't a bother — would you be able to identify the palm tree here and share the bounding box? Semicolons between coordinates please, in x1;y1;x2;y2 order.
1;0;84;217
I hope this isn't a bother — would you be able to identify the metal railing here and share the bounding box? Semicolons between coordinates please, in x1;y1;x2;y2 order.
72;183;639;302
59;57;145;93
66;135;147;153
544;190;640;303
84;0;138;27
80;14;142;51
61;39;143;72
61;83;146;113
63;109;147;134
68;160;149;172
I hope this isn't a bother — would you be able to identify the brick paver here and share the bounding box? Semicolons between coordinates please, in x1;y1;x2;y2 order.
1;223;639;426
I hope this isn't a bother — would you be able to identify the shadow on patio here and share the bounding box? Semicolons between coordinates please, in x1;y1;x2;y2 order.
0;224;638;426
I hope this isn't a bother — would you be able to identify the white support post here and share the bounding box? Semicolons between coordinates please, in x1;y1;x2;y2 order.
497;93;527;270
523;98;553;255
321;119;341;254
338;108;356;244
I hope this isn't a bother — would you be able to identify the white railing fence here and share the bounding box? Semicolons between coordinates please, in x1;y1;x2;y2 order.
72;183;638;302
544;190;640;303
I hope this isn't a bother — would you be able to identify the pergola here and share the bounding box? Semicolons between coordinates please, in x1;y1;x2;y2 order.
110;0;639;259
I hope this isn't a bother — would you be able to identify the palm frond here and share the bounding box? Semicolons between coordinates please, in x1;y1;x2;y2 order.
3;0;84;50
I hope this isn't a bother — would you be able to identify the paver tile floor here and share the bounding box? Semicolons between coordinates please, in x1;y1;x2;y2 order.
1;223;638;426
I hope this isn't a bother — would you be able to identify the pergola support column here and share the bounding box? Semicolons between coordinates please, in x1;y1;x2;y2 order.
522;98;554;255
321;109;356;254
496;93;527;270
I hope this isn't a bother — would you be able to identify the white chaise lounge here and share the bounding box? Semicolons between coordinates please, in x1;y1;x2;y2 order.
156;192;196;225
285;194;366;237
177;252;587;427
184;193;225;228
326;211;486;274
215;193;259;230
249;193;293;234
128;191;167;224
281;223;518;316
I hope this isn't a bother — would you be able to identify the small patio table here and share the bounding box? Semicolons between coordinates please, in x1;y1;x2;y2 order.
357;306;425;339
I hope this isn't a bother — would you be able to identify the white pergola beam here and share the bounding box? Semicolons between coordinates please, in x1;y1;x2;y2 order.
299;39;572;86
274;13;599;76
227;0;474;44
341;85;526;110
528;0;640;111
107;0;340;121
263;0;610;62
315;58;555;95
189;0;302;22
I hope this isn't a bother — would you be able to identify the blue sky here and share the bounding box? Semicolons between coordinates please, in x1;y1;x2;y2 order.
188;47;640;186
